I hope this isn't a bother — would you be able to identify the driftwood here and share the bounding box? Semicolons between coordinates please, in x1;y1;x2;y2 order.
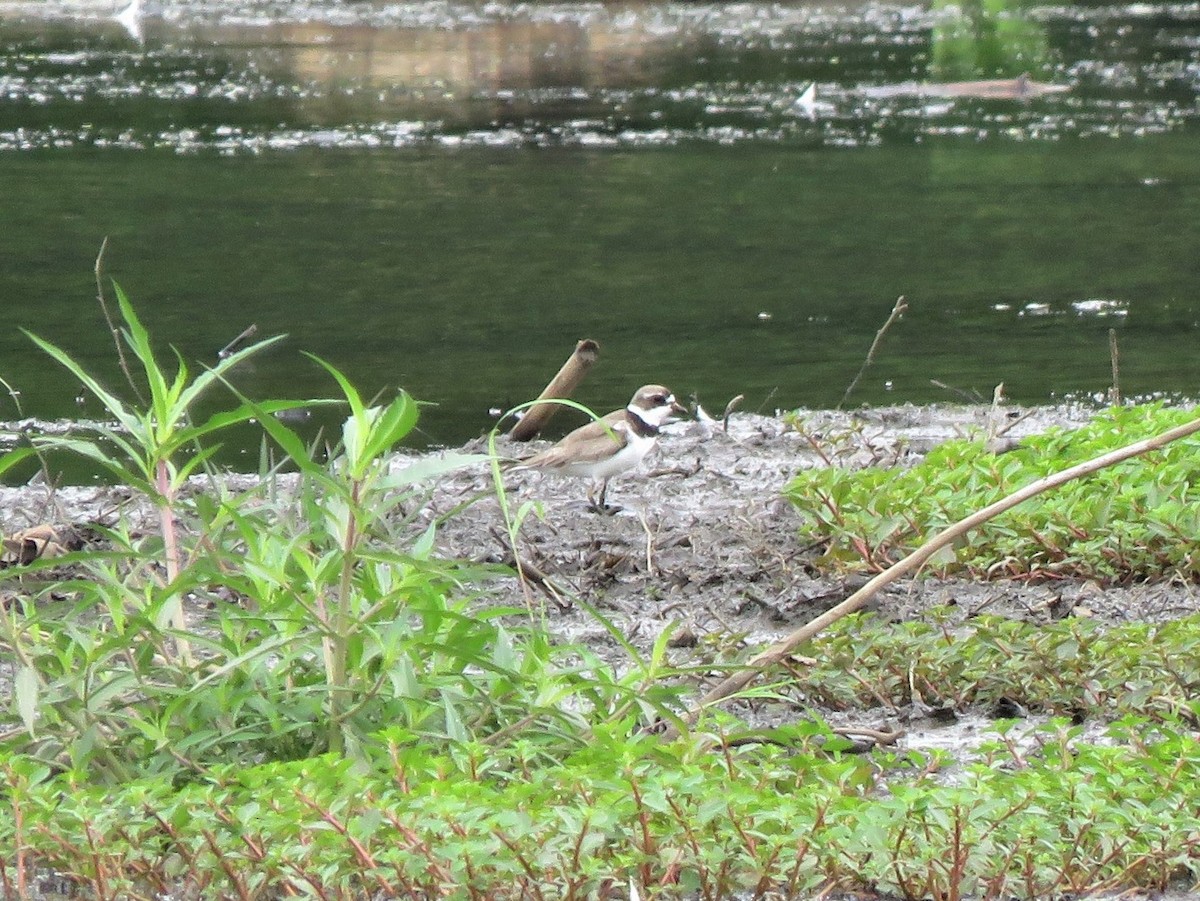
1;525;69;567
654;411;1200;742
508;339;600;441
861;74;1070;101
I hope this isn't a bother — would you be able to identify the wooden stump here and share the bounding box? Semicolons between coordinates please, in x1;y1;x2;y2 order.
508;339;600;441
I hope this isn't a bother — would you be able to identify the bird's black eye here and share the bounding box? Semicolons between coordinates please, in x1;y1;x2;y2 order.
653;394;668;404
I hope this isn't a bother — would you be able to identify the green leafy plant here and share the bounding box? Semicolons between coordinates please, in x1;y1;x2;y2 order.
12;285;301;662
0;283;717;793
788;404;1200;580
3;715;1200;899
15;288;1200;899
783;610;1200;723
0;289;636;779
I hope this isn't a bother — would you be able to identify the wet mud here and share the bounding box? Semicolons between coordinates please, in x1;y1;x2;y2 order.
5;403;1200;770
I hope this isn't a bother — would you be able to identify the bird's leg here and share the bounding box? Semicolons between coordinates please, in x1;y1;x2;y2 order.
588;478;622;514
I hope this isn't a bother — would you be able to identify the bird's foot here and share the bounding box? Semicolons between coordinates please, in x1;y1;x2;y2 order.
586;480;621;514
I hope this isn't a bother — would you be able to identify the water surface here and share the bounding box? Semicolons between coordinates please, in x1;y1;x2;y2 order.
1;0;1198;453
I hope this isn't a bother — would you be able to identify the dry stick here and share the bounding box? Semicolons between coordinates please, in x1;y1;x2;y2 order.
654;412;1200;741
839;295;908;410
508;339;600;441
930;379;982;403
722;394;744;433
636;508;655;575
93;237;146;406
0;376;22;417
488;527;572;611
1109;328;1121;406
993;409;1036;440
984;382;1006;439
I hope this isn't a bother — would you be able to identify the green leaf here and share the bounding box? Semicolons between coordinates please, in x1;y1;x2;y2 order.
381;452;492;490
22;330;143;437
225;395;326;477
306;353;365;421
926;544;957;567
0;446;38;478
15;665;38;736
411;522;437;560
175;335;289;415
359;392;419;463
32;436;153;493
114;283;171;422
442;692;469;742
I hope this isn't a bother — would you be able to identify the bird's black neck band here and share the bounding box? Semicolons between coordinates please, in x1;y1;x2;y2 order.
625;408;659;438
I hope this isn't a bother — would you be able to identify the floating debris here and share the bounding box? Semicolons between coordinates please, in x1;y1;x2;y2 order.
861;74;1071;101
1071;299;1130;317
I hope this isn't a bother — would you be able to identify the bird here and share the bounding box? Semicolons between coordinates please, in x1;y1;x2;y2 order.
515;384;687;510
794;82;818;120
114;0;144;42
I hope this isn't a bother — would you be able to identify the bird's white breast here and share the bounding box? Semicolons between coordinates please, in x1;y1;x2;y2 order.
562;428;656;480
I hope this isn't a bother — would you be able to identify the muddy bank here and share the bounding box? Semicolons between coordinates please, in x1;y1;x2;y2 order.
430;401;1200;645
5;402;1200;763
7;400;1200;659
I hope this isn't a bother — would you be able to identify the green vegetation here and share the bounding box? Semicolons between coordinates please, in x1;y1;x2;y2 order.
3;295;1200;897
793;611;1200;723
788;404;1200;580
931;0;1051;81
0;290;692;781
3;714;1200;899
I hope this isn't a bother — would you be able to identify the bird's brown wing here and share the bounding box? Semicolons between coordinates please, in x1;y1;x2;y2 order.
521;412;628;469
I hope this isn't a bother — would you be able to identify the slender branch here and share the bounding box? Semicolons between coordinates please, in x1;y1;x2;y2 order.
94;237;146;405
930;379;983;403
655;411;1200;740
839;295;908;409
993;409;1036;440
0;374;23;418
1109;328;1121;406
488;527;571;611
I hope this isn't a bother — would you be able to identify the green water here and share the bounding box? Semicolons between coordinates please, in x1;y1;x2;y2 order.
4;139;1200;445
2;1;1199;453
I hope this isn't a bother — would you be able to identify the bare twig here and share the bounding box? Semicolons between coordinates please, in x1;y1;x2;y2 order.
721;724;901;752
839;295;907;409
930;379;984;403
654;411;1200;741
984;382;1007;440
94;237;146;405
0;376;22;417
722;394;744;433
1109;328;1121;406
636;507;655;575
489;527;572;611
992;409;1036;440
831;725;904;746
